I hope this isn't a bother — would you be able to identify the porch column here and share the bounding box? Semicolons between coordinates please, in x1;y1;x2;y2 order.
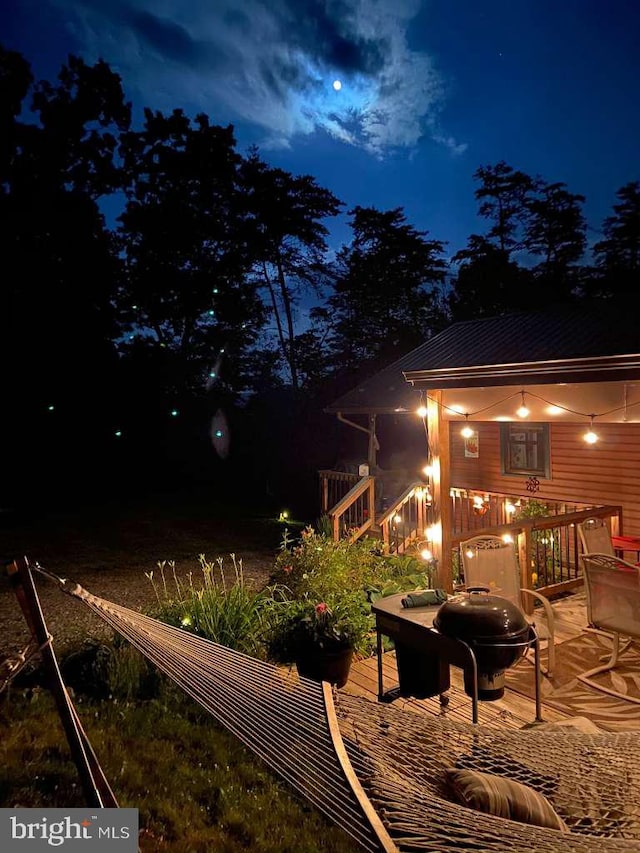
427;391;453;591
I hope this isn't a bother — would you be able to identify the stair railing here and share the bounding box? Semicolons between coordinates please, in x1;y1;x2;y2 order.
327;476;375;542
378;483;431;555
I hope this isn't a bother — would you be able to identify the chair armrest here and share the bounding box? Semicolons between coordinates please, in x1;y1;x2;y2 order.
520;588;555;636
520;588;556;676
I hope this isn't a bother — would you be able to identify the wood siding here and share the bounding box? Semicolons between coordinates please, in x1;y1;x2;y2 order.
450;421;640;536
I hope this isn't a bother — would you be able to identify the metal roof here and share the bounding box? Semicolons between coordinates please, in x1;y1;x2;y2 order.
326;304;640;414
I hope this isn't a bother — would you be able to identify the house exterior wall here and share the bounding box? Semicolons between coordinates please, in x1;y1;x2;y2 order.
450;420;640;536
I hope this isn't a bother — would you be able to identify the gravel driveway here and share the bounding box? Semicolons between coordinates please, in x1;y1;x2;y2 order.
1;492;283;661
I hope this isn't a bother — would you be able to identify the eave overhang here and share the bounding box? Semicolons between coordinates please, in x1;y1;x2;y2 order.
404;353;640;390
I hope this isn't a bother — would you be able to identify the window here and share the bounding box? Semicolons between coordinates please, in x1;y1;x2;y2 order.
500;423;550;478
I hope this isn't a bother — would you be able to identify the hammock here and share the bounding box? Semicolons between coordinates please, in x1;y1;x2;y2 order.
10;564;640;852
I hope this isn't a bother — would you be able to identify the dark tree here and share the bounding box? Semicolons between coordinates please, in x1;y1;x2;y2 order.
591;181;640;300
473;161;536;254
117;110;265;401
240;150;342;390
524;180;586;296
0;49;131;495
325;206;447;370
449;236;533;320
449;164;587;319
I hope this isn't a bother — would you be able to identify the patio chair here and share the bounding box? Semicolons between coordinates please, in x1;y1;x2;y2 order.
460;535;556;676
578;552;640;705
577;517;615;556
578;516;640;564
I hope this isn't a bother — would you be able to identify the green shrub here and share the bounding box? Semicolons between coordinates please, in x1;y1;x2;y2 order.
266;528;435;658
59;639;163;703
271;527;432;603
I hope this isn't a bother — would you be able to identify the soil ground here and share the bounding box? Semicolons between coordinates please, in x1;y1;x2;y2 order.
0;487;293;660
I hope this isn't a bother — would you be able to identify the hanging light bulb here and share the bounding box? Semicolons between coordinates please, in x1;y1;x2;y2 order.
583;415;598;445
516;390;530;418
422;464;434;478
461;415;474;438
417;404;428;418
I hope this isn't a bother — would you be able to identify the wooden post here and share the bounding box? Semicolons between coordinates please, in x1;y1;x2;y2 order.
367;414;377;469
611;507;622;538
333;513;340;542
321;474;329;514
368;477;376;528
427;391;453;591
518;527;534;615
416;489;424;538
7;557;118;808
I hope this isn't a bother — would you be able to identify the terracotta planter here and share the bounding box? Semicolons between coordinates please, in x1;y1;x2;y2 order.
295;645;354;688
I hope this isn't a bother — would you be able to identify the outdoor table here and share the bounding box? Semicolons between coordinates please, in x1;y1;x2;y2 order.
371;592;543;724
612;534;640;563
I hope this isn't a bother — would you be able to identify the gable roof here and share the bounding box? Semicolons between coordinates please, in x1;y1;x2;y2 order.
326;303;640;414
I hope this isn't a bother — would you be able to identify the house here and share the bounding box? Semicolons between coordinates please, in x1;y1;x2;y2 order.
321;303;640;594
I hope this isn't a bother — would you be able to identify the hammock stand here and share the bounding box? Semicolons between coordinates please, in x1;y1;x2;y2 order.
6;556;640;852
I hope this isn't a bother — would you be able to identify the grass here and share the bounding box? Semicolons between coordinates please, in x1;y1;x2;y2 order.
0;680;361;853
0;492;362;851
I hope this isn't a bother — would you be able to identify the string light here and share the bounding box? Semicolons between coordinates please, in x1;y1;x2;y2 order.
422;464;434;477
583;415;599;445
516;390;530;418
411;387;640;451
425;522;442;543
461;415;474;438
420;548;433;561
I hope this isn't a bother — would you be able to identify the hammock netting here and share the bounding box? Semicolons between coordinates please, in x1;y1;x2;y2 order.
67;584;640;853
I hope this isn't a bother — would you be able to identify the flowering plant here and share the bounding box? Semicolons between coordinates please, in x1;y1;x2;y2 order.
267;590;372;662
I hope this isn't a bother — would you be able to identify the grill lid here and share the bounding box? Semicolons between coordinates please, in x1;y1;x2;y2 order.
433;587;529;642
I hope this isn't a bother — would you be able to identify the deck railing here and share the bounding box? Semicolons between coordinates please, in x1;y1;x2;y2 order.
319;471;622;597
319;469;360;516
451;504;623;601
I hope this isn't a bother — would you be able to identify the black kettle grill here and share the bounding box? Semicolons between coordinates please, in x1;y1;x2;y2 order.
433;587;531;700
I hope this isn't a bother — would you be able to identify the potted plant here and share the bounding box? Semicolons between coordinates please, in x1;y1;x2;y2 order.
267;591;372;688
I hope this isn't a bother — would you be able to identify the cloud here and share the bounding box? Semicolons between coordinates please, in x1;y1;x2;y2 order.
57;0;465;156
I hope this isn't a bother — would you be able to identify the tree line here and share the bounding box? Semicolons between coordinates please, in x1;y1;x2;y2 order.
2;47;638;506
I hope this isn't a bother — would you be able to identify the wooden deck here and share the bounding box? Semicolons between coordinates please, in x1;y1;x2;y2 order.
342;591;588;730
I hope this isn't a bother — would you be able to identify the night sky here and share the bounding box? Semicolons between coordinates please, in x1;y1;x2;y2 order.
2;0;639;256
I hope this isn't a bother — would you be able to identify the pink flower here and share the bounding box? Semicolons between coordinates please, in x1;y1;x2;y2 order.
315;602;328;614
282;565;293;574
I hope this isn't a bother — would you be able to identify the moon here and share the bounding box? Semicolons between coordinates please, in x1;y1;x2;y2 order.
332;80;342;91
